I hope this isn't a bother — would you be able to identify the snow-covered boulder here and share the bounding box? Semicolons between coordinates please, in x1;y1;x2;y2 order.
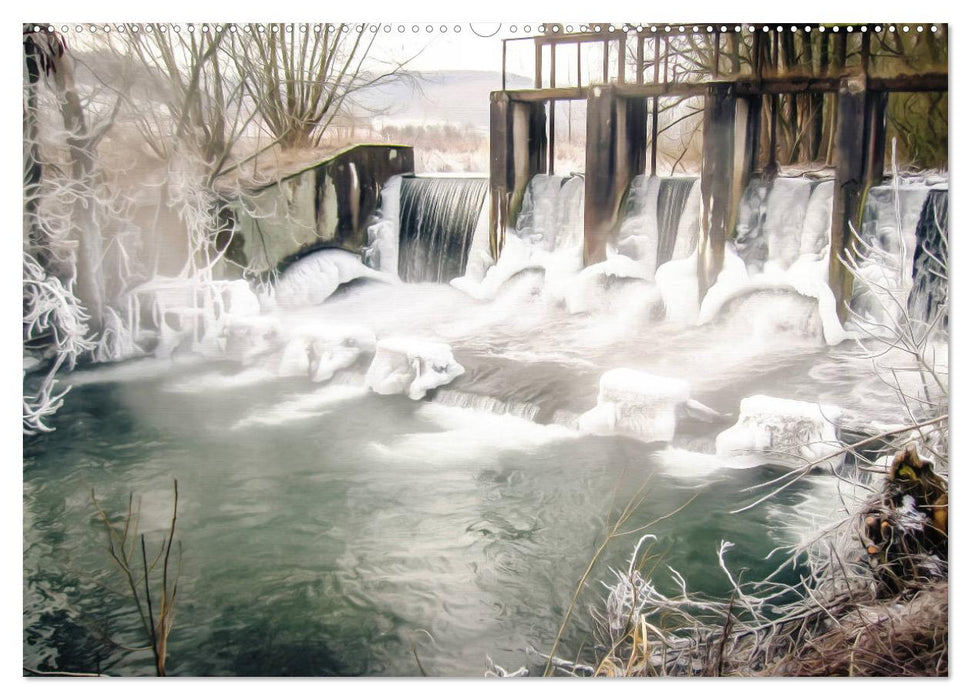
578;369;691;444
715;395;842;469
276;324;376;382
364;338;464;400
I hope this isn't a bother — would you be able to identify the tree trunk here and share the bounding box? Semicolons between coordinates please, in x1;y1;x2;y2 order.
23;36;44;258
50;43;105;333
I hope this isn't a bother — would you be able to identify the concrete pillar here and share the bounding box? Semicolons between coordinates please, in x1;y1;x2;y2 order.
698;82;738;294
583;85;648;265
489;92;547;259
829;75;868;321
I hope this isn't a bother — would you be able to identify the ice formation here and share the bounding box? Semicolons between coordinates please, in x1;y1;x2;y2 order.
362;175;403;275
451;175;584;301
364;337;465;400
578;369;692;444
715;394;842;469
273;249;395;309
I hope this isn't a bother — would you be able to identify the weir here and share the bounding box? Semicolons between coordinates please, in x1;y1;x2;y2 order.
489;25;947;315
397;176;489;283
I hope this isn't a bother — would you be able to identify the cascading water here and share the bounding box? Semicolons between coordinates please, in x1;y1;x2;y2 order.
850;178;948;328
513;174;585;252
907;187;949;328
734;177;820;273
452;174;585;300
616;175;699;277
397;176;488;283
656;178;697;266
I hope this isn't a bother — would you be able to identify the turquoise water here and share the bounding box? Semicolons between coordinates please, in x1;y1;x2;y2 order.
23;357;833;677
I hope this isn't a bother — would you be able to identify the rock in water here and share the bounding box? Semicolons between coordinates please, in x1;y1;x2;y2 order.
277;324;376;382
715;394;842;469
578;369;691;444
365;338;465;400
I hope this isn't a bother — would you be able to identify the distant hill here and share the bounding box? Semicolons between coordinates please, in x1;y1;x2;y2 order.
351;70;533;131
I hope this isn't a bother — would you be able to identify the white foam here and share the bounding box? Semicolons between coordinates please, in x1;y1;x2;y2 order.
367;403;575;466
162;366;278;393
699;245;846;346
67;356;204;386
231;384;368;429
656;252;701;324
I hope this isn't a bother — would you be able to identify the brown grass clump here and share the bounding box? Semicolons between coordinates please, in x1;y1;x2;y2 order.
542;444;949;679
769;581;947;677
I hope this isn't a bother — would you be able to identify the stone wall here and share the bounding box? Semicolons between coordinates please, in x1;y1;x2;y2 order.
226;144;414;274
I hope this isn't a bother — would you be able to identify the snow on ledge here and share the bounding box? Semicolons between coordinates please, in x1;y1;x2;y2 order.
364;337;465;400
578;369;692;444
715;394;843;470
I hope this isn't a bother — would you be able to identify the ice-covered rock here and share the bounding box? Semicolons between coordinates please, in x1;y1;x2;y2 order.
578;369;691;444
364;338;465;400
716;394;842;469
273;249;395;309
276;324;376;382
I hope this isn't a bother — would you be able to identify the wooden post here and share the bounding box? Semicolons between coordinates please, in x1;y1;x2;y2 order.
713;30;721;77
636;35;644;84
618;33;627;84
602;39;609;83
829;75;868;321
489;92;547;260
549;47;556;173
577;41;582;87
548;100;556;174
534;39;543;88
650;35;661;175
698;82;737;294
583;85;648;265
502;40;507;91
864;89;888;186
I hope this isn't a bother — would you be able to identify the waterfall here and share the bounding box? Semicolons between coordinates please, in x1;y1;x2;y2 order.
397;176;488;283
514;174;585;252
907;188;949;328
616;175;699;277
859;181;935;279
698;176;842;345
850;180;947;327
733;177;817;273
453;174;585;300
656;178;697;266
764;178;814;271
